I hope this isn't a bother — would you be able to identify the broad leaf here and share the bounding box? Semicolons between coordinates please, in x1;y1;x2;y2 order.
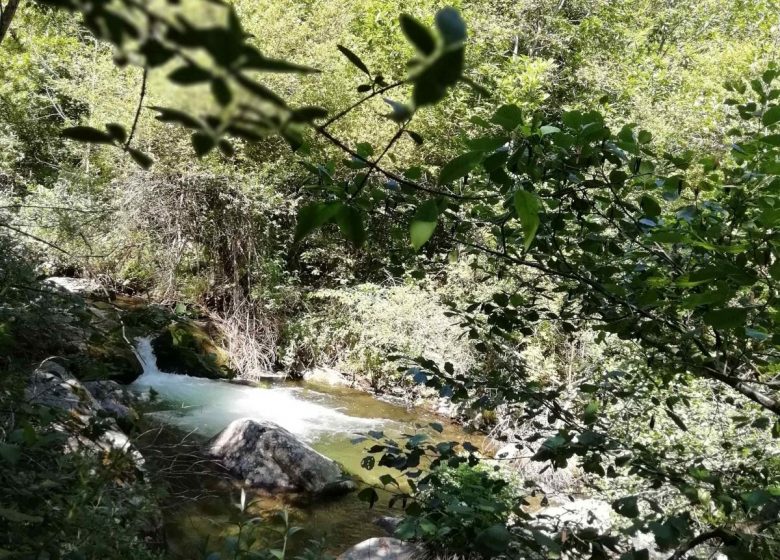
435;7;467;45
337;44;370;76
763;105;780;127
491;104;523;131
294;202;342;243
400;14;436;56
61;126;115;144
439;151;482;184
513;190;540;250
336;205;367;247
410;199;440;250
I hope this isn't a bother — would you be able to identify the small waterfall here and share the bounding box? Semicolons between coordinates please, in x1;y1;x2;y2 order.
133;336;162;376
130;336;385;441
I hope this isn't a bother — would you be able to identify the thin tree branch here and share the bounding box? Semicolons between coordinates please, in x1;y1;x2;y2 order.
666;528;736;560
317;128;497;202
0;0;21;45
319;81;406;130
351;121;408;199
125;66;148;150
0;222;70;254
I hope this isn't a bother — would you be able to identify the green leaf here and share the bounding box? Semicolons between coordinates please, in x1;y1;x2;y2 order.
150;107;204;129
491;104;523;131
466;135;509;152
740;489;772;509
337;44;370;76
411;46;464;107
379;474;398;487
583;400;600;424
0;443;20;465
763;105;780;127
434;7;467;45
335;205;366;248
513;190;540;250
234;74;287;107
439;151;482;184
406;130;424;145
139;38;175;67
191;132;216;157
217;139;234;158
760;134;780;146
640;195;662;217
410;199;440;250
105;123;127;143
61;126;115;144
357;487;379;508
290;106;329;123
400;14;435;56
612;496;640;518
702;308;749;329
241;49;319;74
475;524;511;554
211;78;232;106
169;65;212;85
127;148;153;169
294;202;342;243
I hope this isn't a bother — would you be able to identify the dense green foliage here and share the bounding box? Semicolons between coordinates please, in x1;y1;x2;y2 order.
2;0;780;559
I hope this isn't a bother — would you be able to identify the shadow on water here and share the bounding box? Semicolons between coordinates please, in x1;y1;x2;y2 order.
131;337;483;556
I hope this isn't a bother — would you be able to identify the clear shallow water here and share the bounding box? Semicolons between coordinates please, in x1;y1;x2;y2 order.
133;338;386;441
129;336;480;556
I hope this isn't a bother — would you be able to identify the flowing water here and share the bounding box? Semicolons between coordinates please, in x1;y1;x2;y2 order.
130;338;482;556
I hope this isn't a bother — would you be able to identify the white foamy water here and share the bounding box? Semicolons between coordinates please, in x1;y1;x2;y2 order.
131;337;385;441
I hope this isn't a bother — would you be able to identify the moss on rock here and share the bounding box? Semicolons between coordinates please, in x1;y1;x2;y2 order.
151;321;234;379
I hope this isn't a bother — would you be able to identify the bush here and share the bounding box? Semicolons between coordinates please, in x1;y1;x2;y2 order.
280;283;476;391
0;373;163;559
395;464;521;558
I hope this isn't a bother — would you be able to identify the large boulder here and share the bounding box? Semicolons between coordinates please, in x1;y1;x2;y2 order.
207;418;356;495
26;360;100;416
26;361;144;468
337;538;423;560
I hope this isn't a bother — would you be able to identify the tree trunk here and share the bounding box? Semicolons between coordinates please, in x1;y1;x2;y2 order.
0;0;21;45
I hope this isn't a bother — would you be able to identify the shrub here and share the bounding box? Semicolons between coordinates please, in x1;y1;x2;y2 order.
280;283;476;391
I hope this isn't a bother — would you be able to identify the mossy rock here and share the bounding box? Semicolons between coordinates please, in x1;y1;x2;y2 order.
152;321;235;379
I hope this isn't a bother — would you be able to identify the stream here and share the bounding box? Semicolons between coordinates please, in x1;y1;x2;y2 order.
130;337;482;556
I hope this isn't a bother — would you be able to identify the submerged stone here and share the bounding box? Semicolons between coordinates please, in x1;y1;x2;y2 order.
206;418;357;495
337;537;423;560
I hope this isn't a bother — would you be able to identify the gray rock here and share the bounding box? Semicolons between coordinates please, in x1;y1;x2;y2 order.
26;361;100;417
493;443;521;461
45;276;105;296
25;360;144;468
337;538;423;560
207;418;357;495
374;516;403;535
303;366;351;386
533;498;612;535
84;380;137;421
628;531;666;560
